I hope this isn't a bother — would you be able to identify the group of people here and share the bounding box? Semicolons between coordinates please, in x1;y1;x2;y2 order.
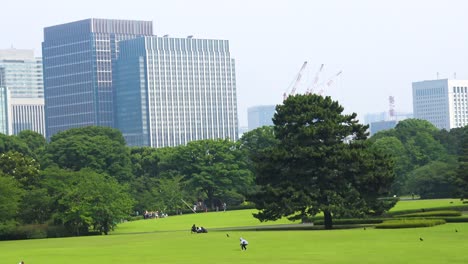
142;210;168;219
191;224;208;233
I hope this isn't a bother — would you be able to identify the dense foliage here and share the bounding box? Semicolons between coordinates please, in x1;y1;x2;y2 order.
0;127;255;239
248;94;396;229
370;119;468;198
1;105;468;239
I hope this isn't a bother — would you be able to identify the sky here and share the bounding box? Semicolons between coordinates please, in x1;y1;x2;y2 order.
2;0;468;126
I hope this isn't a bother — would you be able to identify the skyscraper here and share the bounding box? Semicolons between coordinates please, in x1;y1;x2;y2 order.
413;79;468;130
247;105;276;131
42;19;153;138
114;36;238;147
0;49;45;136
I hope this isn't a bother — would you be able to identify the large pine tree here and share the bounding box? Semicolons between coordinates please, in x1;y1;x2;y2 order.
249;94;395;229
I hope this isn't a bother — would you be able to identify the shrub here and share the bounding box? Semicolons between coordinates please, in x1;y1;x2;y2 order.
438;216;468;223
16;224;48;239
399;210;462;217
386;204;468;216
314;218;384;225
375;219;446;229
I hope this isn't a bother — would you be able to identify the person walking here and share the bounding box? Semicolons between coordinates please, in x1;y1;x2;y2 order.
240;237;248;250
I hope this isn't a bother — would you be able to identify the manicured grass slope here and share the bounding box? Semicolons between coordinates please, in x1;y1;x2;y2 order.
2;199;468;264
113;210;297;234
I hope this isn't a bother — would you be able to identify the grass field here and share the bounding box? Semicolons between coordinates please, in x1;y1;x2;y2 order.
1;199;468;264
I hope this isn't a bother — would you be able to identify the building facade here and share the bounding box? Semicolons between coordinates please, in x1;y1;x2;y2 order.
114;36;238;147
247;105;276;131
10;98;46;136
413;79;468;130
0;86;11;135
42;19;153;138
0;49;45;136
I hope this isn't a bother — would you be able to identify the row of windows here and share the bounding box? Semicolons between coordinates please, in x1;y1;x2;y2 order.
453;86;468;93
415;88;445;97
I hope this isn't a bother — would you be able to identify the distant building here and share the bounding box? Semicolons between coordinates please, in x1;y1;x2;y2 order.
11;99;46;136
0;49;45;136
114;36;238;147
363;111;412;125
369;120;397;136
0;86;11;135
247;105;276;131
42;18;153;138
413;79;468;130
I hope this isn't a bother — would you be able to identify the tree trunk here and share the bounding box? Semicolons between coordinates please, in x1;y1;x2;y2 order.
324;210;333;230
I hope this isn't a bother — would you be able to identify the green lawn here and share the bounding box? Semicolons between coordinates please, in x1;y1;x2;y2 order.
113;209;298;234
2;199;468;264
1;223;467;264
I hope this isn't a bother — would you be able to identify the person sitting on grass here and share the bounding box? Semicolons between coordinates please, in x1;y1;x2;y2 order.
191;224;197;234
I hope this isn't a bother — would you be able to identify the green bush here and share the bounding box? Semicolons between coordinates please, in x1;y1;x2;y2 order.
386;204;468;216
46;225;73;238
314;218;384;225
437;216;468;223
399;210;462;217
375;219;446;229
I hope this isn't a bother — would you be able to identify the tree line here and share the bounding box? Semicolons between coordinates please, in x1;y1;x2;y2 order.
1;93;467;238
370;118;468;199
0;127;254;238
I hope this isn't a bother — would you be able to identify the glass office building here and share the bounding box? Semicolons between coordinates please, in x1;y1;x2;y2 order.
42;19;153;138
0;49;43;99
413;79;468;130
0;49;45;136
115;36;238;147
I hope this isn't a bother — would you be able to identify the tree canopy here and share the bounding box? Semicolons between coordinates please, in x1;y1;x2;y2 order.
45;126;132;182
249;94;395;229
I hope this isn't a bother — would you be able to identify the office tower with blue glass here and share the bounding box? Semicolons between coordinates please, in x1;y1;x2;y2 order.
42;19;153;138
115;36;238;147
0;49;45;136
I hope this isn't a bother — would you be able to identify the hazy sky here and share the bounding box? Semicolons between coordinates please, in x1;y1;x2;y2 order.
2;0;468;126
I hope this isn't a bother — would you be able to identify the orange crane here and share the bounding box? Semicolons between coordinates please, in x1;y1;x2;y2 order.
283;61;308;100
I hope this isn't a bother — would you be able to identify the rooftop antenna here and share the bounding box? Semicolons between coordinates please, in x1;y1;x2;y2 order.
454;72;457;79
436;72;439;80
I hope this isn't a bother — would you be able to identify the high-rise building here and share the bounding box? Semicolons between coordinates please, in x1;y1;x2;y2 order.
42;19;153;138
114;36;238;147
0;49;45;136
413;79;468;130
247;105;276;131
0;86;12;135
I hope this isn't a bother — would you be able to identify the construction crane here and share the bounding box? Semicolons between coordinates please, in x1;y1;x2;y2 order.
283;61;308;100
305;64;324;94
317;70;342;96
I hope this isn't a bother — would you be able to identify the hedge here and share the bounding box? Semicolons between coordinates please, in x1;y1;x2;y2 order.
375;219;446;229
399;210;462;217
